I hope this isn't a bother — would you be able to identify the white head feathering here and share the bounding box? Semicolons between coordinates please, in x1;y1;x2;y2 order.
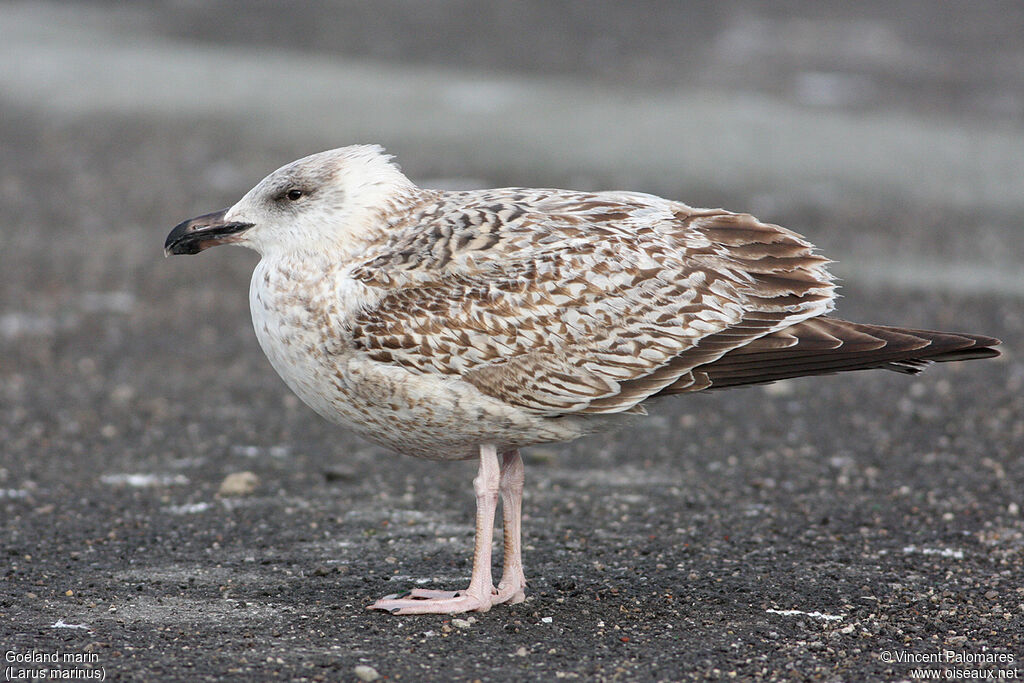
224;144;414;258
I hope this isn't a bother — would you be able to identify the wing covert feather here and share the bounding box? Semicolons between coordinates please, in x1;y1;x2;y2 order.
348;190;835;414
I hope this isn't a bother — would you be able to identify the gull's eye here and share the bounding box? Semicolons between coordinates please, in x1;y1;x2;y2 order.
286;189;303;201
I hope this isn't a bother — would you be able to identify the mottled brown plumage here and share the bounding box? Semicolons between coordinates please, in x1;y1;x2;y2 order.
166;145;1000;615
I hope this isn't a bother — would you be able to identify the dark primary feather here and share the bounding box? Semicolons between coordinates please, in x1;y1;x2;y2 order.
664;317;1001;393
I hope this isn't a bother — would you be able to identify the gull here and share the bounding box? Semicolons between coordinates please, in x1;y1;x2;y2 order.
165;145;1000;615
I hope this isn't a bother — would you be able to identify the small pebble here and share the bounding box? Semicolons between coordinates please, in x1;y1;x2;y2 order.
323;466;356;482
354;664;380;682
452;618;471;629
218;471;260;497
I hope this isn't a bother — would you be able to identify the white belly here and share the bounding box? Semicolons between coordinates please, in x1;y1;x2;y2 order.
248;259;593;460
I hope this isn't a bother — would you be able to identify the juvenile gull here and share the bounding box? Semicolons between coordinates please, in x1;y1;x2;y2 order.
165;145;1000;615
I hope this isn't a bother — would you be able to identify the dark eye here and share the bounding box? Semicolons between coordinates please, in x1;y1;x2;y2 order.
286;189;303;201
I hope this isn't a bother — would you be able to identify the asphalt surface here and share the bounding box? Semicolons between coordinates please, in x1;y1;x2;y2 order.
1;2;1022;681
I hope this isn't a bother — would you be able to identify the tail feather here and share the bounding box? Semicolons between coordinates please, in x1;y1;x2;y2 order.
658;317;1000;393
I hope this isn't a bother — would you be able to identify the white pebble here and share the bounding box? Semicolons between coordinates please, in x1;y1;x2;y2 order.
218;471;260;497
354;665;380;682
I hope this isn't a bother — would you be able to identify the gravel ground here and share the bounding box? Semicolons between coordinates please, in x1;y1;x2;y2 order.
1;2;1022;681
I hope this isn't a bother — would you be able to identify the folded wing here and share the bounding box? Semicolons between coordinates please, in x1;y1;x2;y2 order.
348;190;836;415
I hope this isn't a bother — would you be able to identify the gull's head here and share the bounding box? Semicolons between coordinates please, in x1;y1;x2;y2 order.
165;145;412;258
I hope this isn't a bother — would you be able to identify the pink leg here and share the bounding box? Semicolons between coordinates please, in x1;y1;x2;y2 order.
495;449;526;604
368;444;502;615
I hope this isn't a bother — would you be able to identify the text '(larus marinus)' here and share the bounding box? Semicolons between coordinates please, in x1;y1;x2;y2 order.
165;146;1000;615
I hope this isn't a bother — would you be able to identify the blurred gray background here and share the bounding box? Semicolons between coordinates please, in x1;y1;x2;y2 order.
2;1;1023;301
1;2;1022;681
